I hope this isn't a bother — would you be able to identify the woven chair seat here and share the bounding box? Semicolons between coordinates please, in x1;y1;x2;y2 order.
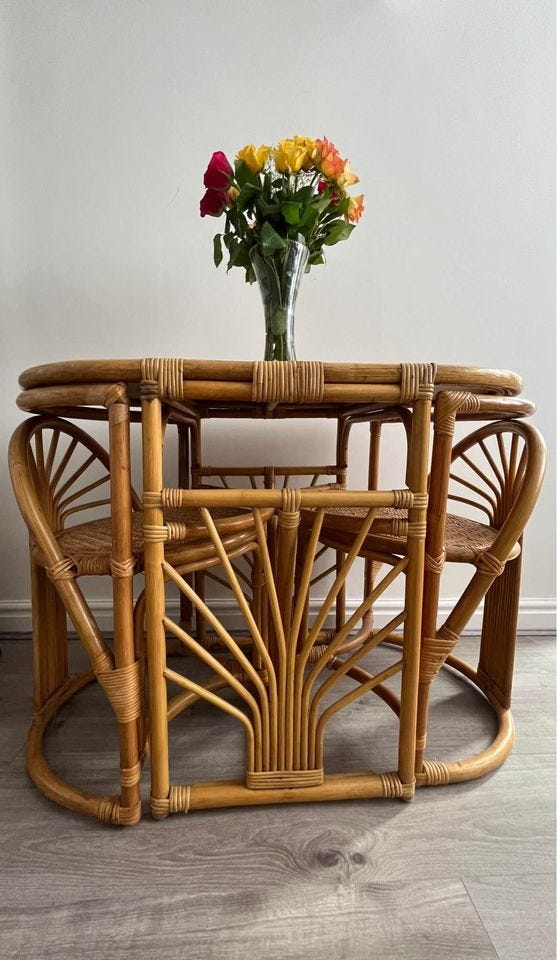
48;506;266;577
304;506;521;565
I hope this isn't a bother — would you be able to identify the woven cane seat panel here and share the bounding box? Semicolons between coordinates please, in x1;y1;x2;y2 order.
52;505;265;574
307;506;520;564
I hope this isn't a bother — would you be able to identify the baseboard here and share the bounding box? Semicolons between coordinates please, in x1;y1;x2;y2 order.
0;597;554;635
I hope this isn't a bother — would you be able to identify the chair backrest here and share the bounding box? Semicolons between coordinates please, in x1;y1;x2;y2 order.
9;415;141;567
448;421;546;555
433;420;545;646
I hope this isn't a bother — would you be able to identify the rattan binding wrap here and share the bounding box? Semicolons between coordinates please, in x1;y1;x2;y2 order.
252;361;325;403
399;363;437;402
141;357;184;400
246;769;324;789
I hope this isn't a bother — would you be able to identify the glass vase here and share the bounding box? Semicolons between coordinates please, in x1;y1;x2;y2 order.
250;239;309;361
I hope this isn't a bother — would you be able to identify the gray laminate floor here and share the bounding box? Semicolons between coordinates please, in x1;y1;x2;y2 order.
0;635;555;960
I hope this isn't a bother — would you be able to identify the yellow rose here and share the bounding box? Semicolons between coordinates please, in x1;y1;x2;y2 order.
236;143;272;173
294;136;317;170
274;139;308;174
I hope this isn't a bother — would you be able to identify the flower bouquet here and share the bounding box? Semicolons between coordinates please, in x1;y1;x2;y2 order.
200;137;364;360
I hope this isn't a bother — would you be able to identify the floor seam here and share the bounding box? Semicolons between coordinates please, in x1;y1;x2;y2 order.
461;875;503;960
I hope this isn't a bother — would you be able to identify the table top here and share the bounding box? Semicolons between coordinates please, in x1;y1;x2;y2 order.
16;358;535;421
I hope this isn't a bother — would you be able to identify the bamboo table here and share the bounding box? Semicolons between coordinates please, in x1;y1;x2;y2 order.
12;359;544;824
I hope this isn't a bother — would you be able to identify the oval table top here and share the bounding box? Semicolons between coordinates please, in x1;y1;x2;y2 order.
16;358;535;421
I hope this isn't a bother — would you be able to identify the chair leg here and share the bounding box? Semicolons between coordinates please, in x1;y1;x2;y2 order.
30;554;68;712
477;552;523;710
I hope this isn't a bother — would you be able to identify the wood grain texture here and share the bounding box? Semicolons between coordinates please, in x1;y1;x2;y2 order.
0;635;554;960
0;878;500;960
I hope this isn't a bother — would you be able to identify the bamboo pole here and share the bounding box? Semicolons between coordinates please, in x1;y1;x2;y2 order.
108;396;141;819
397;395;431;791
141;395;170;818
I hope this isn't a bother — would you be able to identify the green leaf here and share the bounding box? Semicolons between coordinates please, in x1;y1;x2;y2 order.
227;239;251;271
244;263;257;284
294;185;316;203
323;221;355;246
298;205;319;230
260;221;287;255
226;205;241;233
213;233;223;268
226;238;239;272
236;183;259;211
281;201;301;225
312;192;333;214
235;159;256;188
257;198;281;217
308;251;325;265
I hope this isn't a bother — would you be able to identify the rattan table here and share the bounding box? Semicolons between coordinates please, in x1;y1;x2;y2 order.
11;359;544;824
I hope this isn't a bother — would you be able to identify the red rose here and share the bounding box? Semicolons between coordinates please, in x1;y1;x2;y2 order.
199;188;227;218
203;151;233;191
318;179;339;205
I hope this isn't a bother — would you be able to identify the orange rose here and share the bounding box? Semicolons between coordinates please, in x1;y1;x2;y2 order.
314;137;345;181
347;194;365;223
337;161;359;188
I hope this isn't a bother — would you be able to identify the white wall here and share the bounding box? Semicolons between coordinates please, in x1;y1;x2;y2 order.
1;0;555;631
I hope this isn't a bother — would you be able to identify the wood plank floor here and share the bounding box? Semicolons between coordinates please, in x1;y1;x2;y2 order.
0;635;554;960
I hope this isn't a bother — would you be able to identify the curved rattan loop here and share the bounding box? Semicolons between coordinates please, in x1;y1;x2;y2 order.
25;671;143;825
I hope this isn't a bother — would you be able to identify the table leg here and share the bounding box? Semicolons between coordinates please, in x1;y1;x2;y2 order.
108;397;142;823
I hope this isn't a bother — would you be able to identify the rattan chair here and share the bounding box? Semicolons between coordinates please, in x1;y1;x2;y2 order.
311;415;545;786
9;414;268;825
